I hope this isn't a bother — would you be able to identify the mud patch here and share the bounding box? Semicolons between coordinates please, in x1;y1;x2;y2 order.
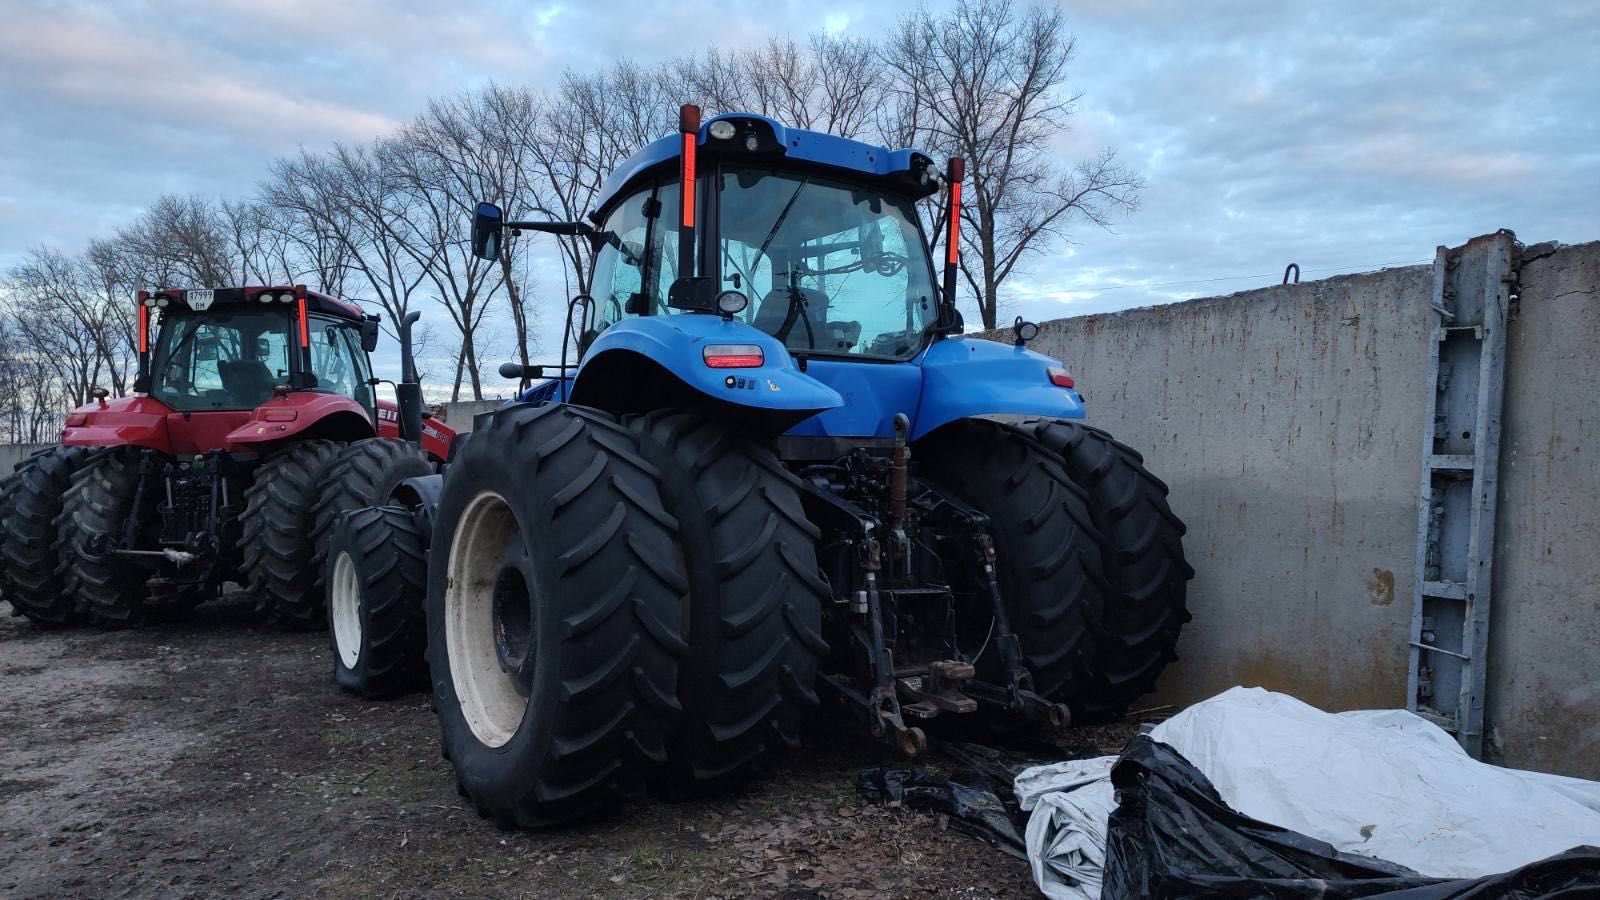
1;597;1139;898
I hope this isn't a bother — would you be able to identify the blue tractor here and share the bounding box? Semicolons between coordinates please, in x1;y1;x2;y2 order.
321;105;1192;828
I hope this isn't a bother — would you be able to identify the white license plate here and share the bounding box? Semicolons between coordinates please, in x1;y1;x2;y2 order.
187;289;215;310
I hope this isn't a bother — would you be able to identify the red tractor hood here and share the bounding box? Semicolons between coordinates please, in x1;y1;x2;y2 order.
61;393;454;463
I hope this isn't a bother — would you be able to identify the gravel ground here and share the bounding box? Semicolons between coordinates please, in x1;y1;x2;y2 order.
0;595;1141;899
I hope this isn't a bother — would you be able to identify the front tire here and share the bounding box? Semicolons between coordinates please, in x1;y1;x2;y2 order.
326;505;429;699
240;440;342;628
427;404;687;828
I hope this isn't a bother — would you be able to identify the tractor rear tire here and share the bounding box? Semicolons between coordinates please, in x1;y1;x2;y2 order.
58;448;155;627
240;439;342;628
1026;420;1194;721
2;446;94;627
325;505;430;699
628;410;826;796
310;438;435;591
917;420;1111;714
427;404;687;828
0;470;19;612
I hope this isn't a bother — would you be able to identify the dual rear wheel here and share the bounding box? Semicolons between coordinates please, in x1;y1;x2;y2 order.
331;407;1191;827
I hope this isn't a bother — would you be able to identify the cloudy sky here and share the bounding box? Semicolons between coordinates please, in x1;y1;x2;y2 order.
2;0;1596;388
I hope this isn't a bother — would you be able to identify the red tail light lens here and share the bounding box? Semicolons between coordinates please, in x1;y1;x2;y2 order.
1047;366;1075;389
262;409;299;422
65;413;88;427
703;344;764;368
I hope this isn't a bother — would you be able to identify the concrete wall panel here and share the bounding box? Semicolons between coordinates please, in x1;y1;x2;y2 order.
1019;237;1599;778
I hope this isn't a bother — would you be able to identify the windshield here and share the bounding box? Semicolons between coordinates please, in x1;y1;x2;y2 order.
150;309;293;411
719;168;938;359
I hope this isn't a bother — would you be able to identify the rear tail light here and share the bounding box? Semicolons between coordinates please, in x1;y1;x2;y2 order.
1047;366;1075;389
262;409;298;422
65;413;88;427
703;344;764;368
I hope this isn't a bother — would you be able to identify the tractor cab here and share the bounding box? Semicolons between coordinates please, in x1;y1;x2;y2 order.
61;286;450;460
137;286;379;417
473;105;1081;441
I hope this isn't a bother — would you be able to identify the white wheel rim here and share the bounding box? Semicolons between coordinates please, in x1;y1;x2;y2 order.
445;490;526;748
331;551;363;669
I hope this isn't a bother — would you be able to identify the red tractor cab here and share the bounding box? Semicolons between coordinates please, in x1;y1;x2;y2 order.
2;285;456;629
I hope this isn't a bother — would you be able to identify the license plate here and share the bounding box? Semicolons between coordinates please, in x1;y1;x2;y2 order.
187;289;215;311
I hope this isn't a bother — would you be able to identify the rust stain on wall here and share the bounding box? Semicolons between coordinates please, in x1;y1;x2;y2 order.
1367;568;1396;606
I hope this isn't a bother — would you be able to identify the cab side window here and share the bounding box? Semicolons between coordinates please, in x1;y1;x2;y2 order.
309;318;361;403
588;187;651;338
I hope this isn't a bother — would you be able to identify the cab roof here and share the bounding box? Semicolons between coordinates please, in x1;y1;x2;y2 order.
592;112;939;220
145;286;367;321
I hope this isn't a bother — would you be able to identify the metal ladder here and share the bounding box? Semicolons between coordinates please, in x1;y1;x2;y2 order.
1405;231;1516;758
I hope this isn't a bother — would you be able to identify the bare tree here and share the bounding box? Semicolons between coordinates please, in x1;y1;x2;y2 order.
381;132;501;401
110;194;238;288
673;35;882;139
8;246;134;396
883;0;1142;328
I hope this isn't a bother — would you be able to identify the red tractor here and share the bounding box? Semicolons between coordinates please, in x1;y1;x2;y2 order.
0;285;456;629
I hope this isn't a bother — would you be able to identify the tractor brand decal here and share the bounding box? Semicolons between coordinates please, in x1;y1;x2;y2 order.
378;408;398;421
423;426;445;442
187;289;215;311
767;379;780;392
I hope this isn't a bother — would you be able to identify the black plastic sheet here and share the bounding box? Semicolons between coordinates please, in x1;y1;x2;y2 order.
1103;735;1600;899
854;739;1094;860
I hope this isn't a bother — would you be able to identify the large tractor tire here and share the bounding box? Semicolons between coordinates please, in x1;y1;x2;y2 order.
58;448;156;626
2;446;94;626
0;470;19;611
240;439;342;628
325;505;429;699
628;411;826;796
1027;421;1194;721
309;438;434;588
917;420;1111;716
427;403;687;828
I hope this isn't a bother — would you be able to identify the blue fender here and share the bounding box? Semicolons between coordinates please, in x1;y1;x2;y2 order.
572;315;844;416
909;337;1085;440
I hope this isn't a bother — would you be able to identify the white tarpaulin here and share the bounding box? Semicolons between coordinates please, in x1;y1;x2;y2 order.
1021;686;1600;899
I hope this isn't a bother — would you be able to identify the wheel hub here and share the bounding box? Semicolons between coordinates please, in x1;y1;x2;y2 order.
491;563;532;686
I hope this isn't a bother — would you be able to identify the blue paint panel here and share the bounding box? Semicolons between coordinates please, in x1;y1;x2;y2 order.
909;337;1085;441
784;358;923;438
574;315;843;414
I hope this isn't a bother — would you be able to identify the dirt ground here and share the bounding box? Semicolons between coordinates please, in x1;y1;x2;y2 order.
0;594;1141;899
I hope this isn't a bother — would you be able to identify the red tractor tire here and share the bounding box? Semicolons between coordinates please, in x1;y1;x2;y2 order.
2;447;96;627
240;439;343;628
58;448;157;626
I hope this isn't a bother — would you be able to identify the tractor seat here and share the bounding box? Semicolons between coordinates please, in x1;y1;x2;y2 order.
752;287;830;350
218;359;277;407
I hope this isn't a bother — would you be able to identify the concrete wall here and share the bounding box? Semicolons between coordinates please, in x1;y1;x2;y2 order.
0;443;52;475
1489;243;1600;776
437;400;504;432
1022;236;1599;778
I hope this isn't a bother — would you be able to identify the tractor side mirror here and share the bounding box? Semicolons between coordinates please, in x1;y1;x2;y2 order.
667;276;717;313
498;362;545;380
359;315;381;353
471;202;503;260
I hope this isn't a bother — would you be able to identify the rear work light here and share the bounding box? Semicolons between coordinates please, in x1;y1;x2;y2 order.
261;408;298;422
1047;366;1075;389
702;344;764;368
